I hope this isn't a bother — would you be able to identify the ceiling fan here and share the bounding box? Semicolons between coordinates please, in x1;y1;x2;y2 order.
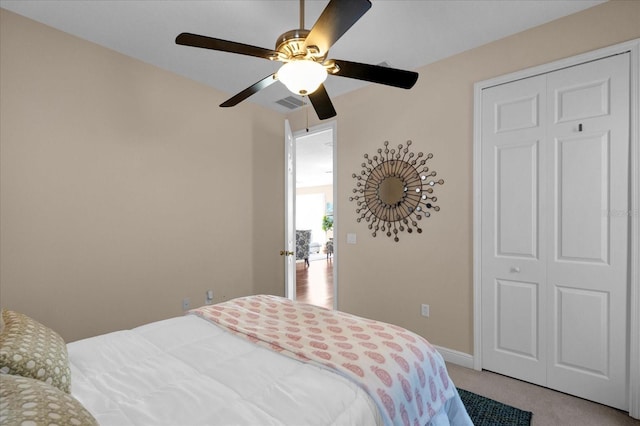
175;0;419;120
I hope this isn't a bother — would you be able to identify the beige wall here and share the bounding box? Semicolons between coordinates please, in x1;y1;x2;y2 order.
2;2;639;354
288;0;640;354
0;9;285;342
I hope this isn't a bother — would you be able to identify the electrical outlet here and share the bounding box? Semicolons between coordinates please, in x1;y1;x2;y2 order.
205;290;214;305
421;304;430;318
182;297;190;311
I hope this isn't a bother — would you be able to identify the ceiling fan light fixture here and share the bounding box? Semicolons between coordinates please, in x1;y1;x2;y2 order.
178;0;413;120
277;60;328;96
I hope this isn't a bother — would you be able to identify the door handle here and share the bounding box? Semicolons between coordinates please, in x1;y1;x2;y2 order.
280;250;294;256
510;266;521;273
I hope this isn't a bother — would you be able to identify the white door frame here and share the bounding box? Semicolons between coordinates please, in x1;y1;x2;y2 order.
284;119;296;301
286;120;338;309
473;38;640;418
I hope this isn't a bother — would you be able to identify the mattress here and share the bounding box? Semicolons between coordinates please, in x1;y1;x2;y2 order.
68;298;471;425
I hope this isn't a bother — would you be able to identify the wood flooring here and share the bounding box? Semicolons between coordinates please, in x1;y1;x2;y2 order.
296;258;334;309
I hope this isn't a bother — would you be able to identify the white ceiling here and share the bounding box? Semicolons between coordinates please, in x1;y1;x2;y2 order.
0;0;604;188
296;128;334;187
1;0;604;115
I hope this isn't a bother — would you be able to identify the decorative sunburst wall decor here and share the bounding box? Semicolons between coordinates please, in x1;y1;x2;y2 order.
349;140;444;242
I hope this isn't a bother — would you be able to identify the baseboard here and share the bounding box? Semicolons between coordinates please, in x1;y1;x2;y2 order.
435;345;475;369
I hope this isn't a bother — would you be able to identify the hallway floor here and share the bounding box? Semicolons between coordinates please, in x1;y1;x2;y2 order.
296;257;333;309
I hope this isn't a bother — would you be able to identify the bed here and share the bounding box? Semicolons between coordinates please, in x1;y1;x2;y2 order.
1;295;471;425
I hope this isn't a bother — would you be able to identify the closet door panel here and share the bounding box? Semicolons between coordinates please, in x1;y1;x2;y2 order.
495;279;539;358
555;132;609;263
481;75;547;386
496;140;539;258
555;286;609;376
546;53;629;410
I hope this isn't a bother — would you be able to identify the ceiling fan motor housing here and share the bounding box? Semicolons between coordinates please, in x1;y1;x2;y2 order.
276;29;324;61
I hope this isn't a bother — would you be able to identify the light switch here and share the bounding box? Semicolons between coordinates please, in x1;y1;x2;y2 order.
347;233;357;244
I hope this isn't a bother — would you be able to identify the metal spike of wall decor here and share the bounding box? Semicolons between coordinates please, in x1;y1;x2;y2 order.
349;140;444;242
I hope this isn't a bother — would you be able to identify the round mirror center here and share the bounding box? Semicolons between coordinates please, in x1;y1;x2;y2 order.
378;176;404;206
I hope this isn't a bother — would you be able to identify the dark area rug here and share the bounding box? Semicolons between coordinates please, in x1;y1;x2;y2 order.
458;388;532;426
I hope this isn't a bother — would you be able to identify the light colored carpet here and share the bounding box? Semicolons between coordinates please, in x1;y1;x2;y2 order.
446;363;639;425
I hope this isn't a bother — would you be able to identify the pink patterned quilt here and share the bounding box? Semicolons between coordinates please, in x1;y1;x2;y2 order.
189;295;456;426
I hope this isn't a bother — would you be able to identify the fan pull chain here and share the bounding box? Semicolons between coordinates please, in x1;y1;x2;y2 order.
305;96;310;132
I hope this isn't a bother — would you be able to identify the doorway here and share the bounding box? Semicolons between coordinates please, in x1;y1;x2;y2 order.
286;121;337;310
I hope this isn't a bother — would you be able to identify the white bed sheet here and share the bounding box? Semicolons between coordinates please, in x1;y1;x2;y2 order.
69;315;382;425
68;314;470;425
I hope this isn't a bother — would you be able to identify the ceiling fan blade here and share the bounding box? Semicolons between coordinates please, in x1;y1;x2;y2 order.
176;33;279;61
304;0;371;56
330;59;418;89
220;74;278;107
308;84;337;120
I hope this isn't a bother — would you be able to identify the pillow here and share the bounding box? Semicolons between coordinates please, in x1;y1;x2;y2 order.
0;310;71;393
0;374;98;426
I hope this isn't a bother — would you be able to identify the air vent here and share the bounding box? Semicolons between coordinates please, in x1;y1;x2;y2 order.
276;96;305;110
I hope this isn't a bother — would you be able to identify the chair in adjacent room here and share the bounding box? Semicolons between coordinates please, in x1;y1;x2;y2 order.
296;230;311;267
325;238;334;260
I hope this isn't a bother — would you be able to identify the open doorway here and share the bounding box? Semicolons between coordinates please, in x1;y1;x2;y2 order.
294;123;336;309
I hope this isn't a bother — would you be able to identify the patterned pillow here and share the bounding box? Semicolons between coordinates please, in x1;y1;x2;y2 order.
0;374;98;426
0;310;71;393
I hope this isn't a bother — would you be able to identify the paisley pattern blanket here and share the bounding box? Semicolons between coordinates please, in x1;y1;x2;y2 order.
190;295;456;426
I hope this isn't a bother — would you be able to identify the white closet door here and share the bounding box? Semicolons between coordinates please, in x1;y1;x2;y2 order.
481;74;548;386
546;53;629;409
481;53;630;410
